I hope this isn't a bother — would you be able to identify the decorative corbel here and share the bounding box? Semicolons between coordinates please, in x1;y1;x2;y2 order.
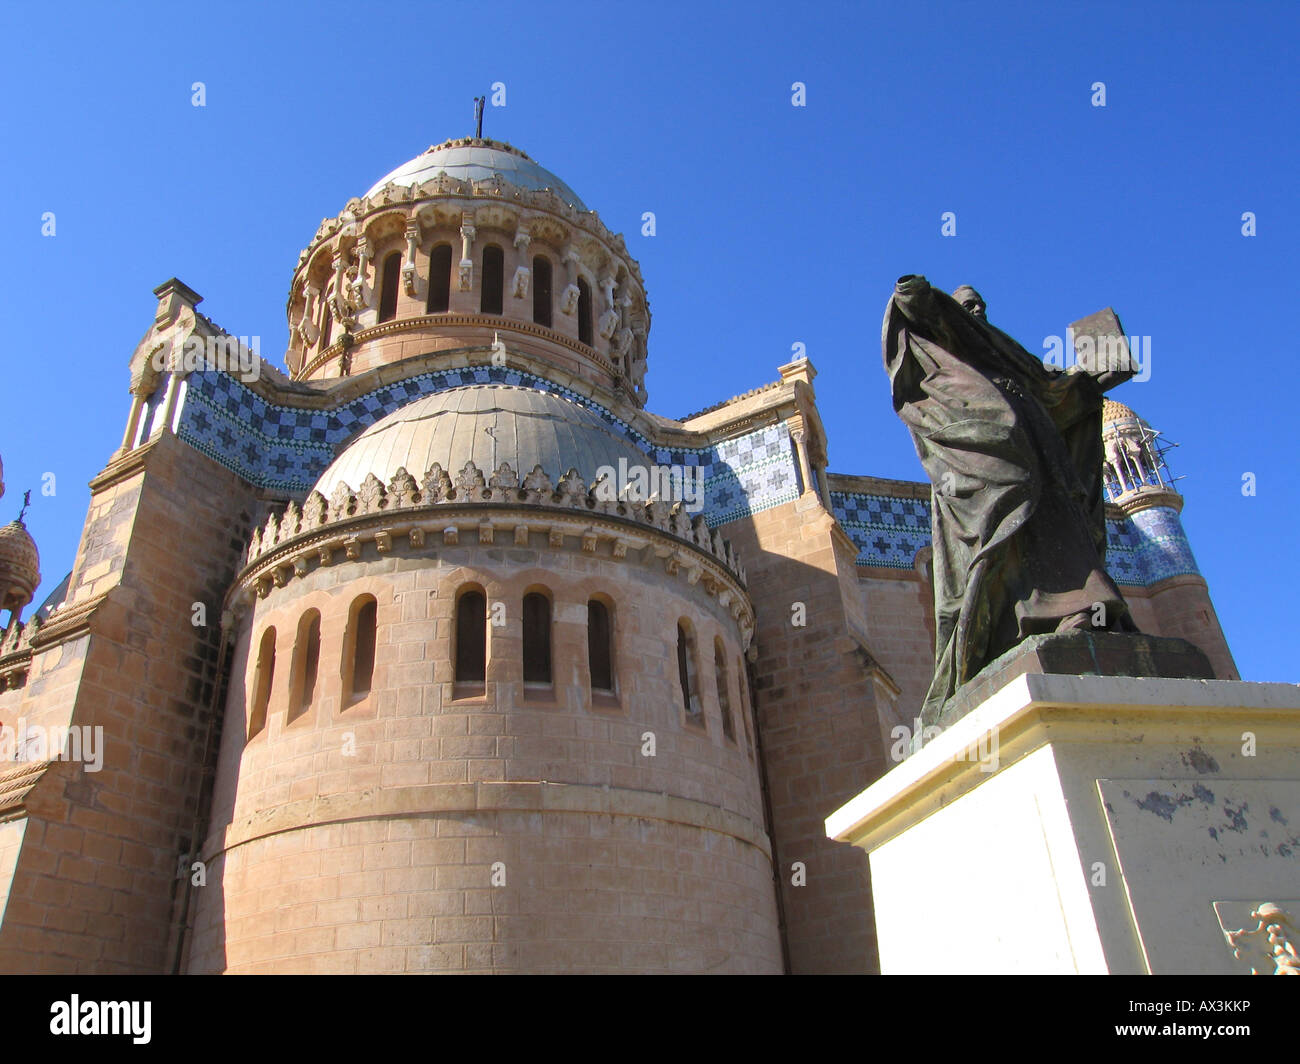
458;213;477;291
402;221;421;296
348;236;372;312
296;282;320;347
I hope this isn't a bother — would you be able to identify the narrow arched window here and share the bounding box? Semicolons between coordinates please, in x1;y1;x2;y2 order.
480;244;504;315
715;640;735;741
588;599;614;693
321;303;333;350
532;255;553;327
737;655;754;755
249;626;276;739
455;589;487;687
677;622;699;719
290;610;321;722
427;244;452;313
378;251;402;323
523;592;552;685
345;595;377;704
577;277;593;345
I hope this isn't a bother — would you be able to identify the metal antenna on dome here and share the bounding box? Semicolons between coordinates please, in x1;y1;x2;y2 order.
474;96;485;139
17;490;30;523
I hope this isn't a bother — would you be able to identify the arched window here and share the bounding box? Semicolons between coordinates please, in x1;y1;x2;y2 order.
248;627;276;740
523;592;552;685
345;595;377;705
320;303;333;350
480;244;504;315
378;251;402;323
532;255;553;327
677;622;699;720
427;244;452;313
715;639;735;741
454;589;487;689
588;599;614;693
737;655;754;755
577;277;593;345
289;610;321;722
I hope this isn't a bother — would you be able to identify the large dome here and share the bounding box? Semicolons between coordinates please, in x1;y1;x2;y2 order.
364;138;587;210
313;385;648;500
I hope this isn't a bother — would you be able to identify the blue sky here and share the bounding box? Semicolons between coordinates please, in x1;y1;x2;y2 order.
2;0;1296;682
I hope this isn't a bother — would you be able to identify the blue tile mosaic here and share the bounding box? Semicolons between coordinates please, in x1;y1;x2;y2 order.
830;489;1199;590
175;369;800;527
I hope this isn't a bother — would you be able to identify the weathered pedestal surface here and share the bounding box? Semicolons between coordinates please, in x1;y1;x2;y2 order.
827;672;1300;974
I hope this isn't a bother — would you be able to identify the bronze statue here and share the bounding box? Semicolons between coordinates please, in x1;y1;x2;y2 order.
883;275;1137;726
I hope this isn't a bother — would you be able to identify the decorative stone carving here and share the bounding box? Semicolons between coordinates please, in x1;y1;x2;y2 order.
443;526;459;545
455;460;486;498
478;522;494;545
548;528;565;548
514;525;529;546
522;464;552;501
582;528;598;553
614;327;633;366
388;467;417;508
421;462;452;503
303;490;328;529
280;501;301;541
598;307;620;341
329;481;355;520
458;215;476;292
344;537;361;560
647;499;671;531
488;462;519;498
1217;902;1300;975
375;530;392;553
409;527;425;549
296;283;320;347
402;221;421;296
347;237;371;314
557;469;586;505
356;473;387;514
264;512;280;547
670;503;692;538
560;283;580;315
247;527;262;562
512;266;531;299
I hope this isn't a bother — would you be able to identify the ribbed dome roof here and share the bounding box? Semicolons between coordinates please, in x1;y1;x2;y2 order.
1102;398;1146;425
364;138;587;210
313;385;648;500
0;519;40;612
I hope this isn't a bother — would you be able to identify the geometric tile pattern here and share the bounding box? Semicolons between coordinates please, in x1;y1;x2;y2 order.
831;489;1200;589
830;491;931;571
1117;505;1202;584
174;367;800;528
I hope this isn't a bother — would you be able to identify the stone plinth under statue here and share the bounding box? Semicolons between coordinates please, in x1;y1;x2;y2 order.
827;669;1300;974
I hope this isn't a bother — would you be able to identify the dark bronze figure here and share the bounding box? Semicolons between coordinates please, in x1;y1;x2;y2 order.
883;275;1138;726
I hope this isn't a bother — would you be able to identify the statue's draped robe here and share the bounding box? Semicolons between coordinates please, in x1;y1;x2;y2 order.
882;276;1133;725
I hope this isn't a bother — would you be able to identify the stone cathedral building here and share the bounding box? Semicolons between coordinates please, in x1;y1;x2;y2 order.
0;138;1237;974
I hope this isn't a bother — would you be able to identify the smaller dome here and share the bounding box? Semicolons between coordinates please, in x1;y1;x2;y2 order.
1102;398;1146;426
365;138;587;210
313;384;650;501
0;519;40;613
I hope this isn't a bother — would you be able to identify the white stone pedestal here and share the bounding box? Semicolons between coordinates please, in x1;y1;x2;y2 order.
826;673;1300;974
